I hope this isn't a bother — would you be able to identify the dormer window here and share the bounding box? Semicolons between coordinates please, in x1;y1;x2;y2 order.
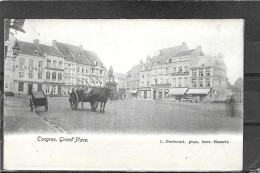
34;50;38;55
95;61;99;66
168;59;172;63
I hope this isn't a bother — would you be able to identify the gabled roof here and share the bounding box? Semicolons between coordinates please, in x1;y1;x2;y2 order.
16;40;44;57
37;44;64;57
68;44;91;65
191;56;216;68
175;49;204;57
54;41;75;61
151;44;187;66
84;50;104;67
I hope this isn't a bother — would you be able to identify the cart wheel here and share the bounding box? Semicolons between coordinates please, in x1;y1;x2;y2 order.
30;99;33;112
45;105;48;112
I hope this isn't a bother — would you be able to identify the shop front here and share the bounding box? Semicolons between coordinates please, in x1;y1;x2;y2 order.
186;88;211;103
169;88;189;102
130;89;139;98
151;84;171;100
139;87;151;99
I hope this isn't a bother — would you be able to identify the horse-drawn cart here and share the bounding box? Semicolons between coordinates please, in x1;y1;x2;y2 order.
69;89;99;111
29;91;48;113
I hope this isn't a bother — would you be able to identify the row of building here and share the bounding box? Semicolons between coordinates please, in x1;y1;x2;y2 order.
5;34;107;96
126;42;242;102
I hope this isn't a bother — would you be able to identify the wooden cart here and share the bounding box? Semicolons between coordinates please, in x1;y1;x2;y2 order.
29;91;48;113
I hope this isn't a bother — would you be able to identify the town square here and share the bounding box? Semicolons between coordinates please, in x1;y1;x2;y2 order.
3;19;243;135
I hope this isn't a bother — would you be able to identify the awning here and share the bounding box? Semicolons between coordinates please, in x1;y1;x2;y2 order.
139;88;151;91
130;90;138;94
169;88;188;95
186;88;211;95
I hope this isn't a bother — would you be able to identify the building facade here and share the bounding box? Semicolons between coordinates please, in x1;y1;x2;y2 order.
5;38;106;97
128;42;228;102
35;40;65;96
10;40;45;96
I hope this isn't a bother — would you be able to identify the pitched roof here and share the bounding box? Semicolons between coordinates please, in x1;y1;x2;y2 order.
175;49;204;57
37;44;64;57
84;50;104;67
151;45;187;66
191;56;216;68
54;41;75;61
16;40;44;57
68;44;91;65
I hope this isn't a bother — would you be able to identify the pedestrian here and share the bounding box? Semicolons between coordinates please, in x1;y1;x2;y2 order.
226;95;235;116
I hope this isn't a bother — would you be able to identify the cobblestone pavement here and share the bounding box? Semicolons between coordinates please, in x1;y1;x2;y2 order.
4;96;243;135
4;96;55;134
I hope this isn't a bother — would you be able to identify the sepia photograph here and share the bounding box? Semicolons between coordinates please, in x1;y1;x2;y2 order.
3;19;244;171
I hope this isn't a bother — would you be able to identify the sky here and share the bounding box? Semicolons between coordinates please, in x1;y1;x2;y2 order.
13;19;243;84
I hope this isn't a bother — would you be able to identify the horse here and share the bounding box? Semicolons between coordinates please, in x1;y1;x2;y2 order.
92;87;112;113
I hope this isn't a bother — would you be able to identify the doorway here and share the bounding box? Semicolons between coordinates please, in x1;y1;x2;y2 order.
153;90;157;100
28;83;33;95
58;85;62;95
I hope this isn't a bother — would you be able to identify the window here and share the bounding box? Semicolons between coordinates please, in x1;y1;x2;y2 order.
58;73;62;81
154;79;157;85
18;82;24;92
38;71;42;79
34;50;38;55
178;77;182;87
147;81;150;86
47;59;51;68
29;70;33;78
20;58;24;66
169;59;172;63
206;78;211;87
19;70;24;78
96;61;99;66
4;82;8;88
192;79;197;87
46;71;50;80
192;70;197;77
38;61;43;67
91;69;94;74
199;69;203;77
172;67;176;73
165;68;168;73
82;68;84;73
59;61;63;68
166;79;169;84
172;78;176;87
100;70;102;75
178;66;182;72
52;72;56;80
199;78;203;87
29;59;33;66
184;77;188;87
46;85;50;94
206;68;211;76
185;66;188;72
53;60;57;68
38;84;42;91
77;68;80;72
142;74;144;79
52;85;56;94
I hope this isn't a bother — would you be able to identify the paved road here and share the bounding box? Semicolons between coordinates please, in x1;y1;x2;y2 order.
38;97;242;134
4;96;243;135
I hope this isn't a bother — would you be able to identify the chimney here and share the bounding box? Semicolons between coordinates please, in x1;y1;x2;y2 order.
52;40;57;46
197;46;202;51
33;39;39;45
